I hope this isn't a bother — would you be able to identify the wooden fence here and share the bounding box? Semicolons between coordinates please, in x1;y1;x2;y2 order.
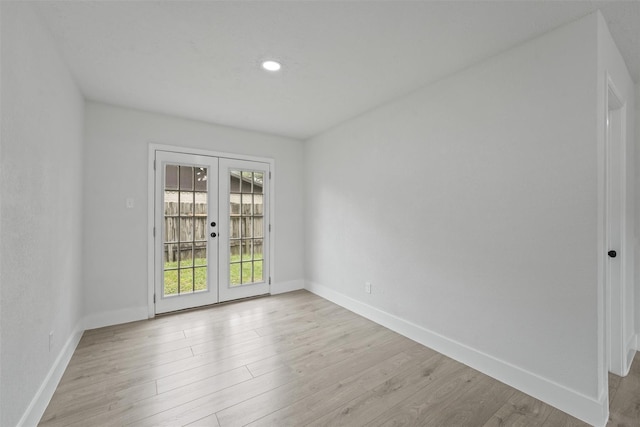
163;191;263;263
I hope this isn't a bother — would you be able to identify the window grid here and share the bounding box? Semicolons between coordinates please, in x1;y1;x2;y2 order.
163;165;208;296
229;170;264;287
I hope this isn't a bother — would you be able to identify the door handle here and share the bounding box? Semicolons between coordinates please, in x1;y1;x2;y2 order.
210;232;217;238
608;250;617;258
211;221;216;227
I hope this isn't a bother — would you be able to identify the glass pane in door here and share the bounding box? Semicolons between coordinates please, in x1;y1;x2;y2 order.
229;170;264;287
163;164;208;296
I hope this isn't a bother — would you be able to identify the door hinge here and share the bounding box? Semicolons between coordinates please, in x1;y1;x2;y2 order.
268;224;271;232
153;227;156;237
153;294;156;303
269;171;271;179
268;277;271;285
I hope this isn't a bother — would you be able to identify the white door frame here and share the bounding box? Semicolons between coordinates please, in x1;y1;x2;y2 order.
598;72;633;409
603;76;630;377
147;143;275;318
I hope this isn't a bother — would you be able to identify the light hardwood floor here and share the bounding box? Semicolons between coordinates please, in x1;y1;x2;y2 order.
40;290;639;426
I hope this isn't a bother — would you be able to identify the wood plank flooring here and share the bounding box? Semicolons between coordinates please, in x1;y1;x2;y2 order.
40;290;639;426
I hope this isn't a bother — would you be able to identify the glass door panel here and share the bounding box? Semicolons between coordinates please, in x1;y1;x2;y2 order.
155;151;218;314
219;159;269;302
163;166;205;296
229;170;264;286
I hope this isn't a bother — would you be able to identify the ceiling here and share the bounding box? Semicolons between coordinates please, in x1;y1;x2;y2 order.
33;1;640;140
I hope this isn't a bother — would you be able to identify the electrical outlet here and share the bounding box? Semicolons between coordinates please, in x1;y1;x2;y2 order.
365;282;371;294
49;331;54;352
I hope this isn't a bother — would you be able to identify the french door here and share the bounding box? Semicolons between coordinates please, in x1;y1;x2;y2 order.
154;150;270;314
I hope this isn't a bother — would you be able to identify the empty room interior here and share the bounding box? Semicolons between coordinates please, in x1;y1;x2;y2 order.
2;1;640;426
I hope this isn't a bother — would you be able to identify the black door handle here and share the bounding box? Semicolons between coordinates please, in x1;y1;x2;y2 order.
211;221;216;227
210;232;217;238
608;250;617;258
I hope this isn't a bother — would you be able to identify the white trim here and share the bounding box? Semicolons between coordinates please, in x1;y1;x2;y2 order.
305;281;609;427
17;324;84;427
147;146;156;318
268;166;276;300
270;279;305;295
83;306;148;331
625;335;636;374
595;68;608;413
148;143;274;164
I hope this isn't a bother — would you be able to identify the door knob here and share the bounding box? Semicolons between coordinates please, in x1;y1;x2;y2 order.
608;250;617;258
210;232;217;238
211;221;216;227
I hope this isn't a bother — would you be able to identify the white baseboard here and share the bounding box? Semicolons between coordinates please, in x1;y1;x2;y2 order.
83;306;148;331
305;281;608;427
17;324;84;427
624;335;637;375
270;278;305;295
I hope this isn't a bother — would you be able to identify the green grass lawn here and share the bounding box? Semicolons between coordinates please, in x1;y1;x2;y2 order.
164;256;263;295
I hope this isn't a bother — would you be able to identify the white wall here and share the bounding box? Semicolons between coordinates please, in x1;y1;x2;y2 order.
83;103;305;327
0;3;85;426
305;13;606;425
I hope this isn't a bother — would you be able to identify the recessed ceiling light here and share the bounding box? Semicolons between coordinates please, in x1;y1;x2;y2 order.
261;60;281;72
